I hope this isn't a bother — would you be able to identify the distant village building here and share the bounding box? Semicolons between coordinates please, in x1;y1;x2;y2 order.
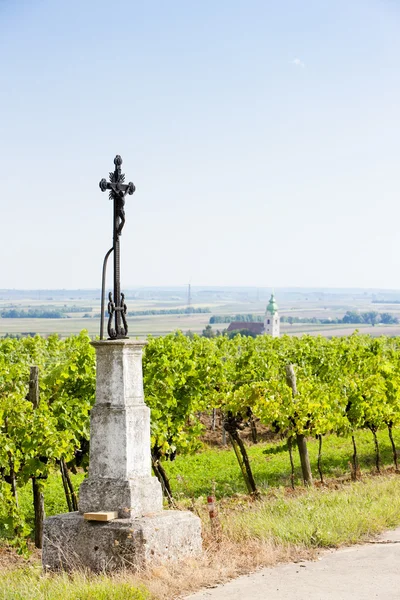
226;294;280;337
264;293;280;337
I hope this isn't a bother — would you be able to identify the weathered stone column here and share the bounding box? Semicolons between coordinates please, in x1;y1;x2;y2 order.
43;339;202;572
78;340;163;518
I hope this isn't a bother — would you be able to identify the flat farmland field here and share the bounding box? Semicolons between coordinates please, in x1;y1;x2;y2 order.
281;322;400;337
0;313;214;338
0;294;217;338
1;288;400;339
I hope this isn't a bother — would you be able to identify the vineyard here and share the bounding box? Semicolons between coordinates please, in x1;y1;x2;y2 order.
1;330;400;549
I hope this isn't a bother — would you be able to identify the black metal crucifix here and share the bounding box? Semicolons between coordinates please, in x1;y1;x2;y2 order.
99;155;135;340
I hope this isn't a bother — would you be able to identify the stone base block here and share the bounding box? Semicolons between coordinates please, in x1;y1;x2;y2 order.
43;510;202;572
78;476;163;518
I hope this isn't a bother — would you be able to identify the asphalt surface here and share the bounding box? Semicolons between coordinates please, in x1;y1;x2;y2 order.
186;528;400;600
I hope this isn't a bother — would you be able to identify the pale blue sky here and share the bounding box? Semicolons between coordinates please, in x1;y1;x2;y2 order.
1;0;399;289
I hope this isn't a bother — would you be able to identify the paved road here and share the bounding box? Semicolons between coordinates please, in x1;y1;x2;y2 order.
186;529;400;600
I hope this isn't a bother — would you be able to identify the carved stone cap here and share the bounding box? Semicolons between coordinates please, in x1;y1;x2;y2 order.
91;339;147;349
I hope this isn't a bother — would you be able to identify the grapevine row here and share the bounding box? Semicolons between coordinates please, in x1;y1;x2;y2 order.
1;331;400;545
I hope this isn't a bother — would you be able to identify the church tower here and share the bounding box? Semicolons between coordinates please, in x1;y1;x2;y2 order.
264;293;280;337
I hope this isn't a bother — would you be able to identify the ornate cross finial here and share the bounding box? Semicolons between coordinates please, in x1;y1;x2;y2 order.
99;155;136;340
99;155;135;237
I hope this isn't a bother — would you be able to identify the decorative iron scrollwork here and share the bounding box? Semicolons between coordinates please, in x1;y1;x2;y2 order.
99;156;135;340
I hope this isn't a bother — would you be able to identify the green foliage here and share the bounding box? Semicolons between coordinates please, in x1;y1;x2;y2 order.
226;328;258;338
142;332;400;459
0;332;95;544
0;480;30;551
209;314;263;324
0;309;66;319
143;333;219;458
3;330;400;546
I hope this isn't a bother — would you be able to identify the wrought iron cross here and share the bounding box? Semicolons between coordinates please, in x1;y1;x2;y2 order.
99;155;135;339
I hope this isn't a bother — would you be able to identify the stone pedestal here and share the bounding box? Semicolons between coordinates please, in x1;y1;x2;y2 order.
78;340;163;519
43;340;202;571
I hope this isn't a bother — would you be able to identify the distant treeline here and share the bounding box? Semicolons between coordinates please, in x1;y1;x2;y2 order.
1;332;37;339
372;300;400;305
209;311;399;327
62;306;93;313
342;311;398;325
94;307;211;318
0;309;66;319
2;306;209;319
129;307;210;316
210;314;263;324
280;311;398;325
0;305;93;319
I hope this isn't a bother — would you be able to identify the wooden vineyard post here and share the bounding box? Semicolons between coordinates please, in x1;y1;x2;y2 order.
368;425;381;473
287;435;295;489
285;364;313;486
62;458;78;511
4;417;18;506
211;408;217;431
351;435;360;481
388;424;399;472
28;366;45;549
247;408;258;444
151;453;174;506
60;459;73;512
317;434;324;484
221;411;227;445
207;492;221;539
223;413;258;496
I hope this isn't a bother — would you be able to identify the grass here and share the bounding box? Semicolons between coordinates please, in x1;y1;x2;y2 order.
9;427;400;539
164;428;400;498
12;472;85;538
3;475;400;599
0;568;150;600
218;476;400;547
3;429;400;598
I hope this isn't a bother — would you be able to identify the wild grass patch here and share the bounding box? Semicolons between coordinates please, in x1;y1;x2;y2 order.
218;476;400;547
3;474;400;599
0;567;150;600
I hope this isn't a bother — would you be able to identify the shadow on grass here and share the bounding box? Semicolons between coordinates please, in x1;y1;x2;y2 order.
262;443;289;456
